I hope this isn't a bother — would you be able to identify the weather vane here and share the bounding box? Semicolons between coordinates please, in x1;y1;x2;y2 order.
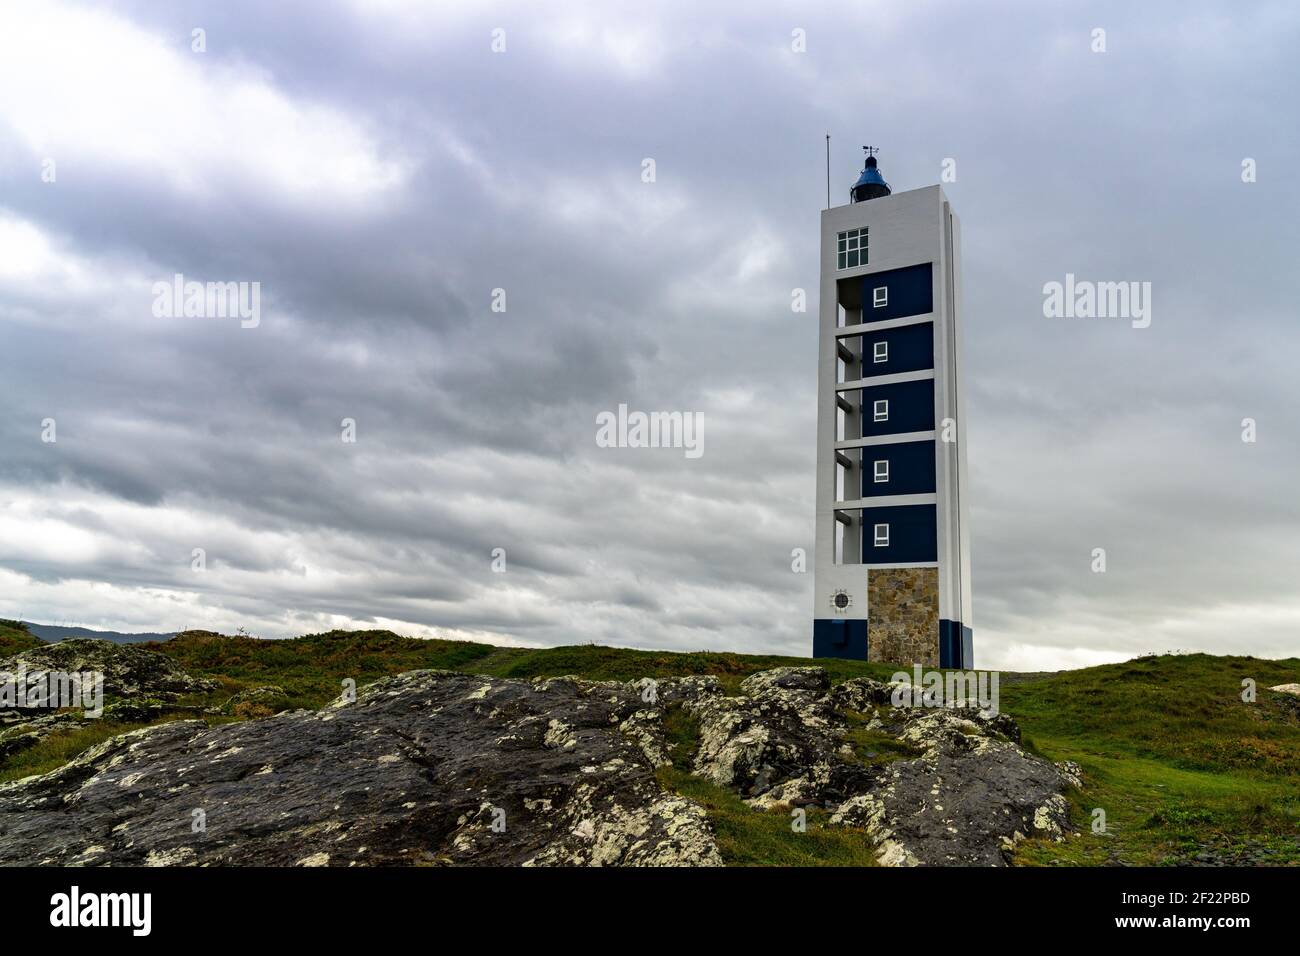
862;146;879;159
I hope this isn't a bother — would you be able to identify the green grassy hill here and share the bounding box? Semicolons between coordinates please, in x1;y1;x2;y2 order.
2;623;1297;865
0;620;43;657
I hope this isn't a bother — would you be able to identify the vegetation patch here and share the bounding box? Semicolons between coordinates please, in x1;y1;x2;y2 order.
0;717;180;784
649;702;877;865
0;620;42;657
1;629;1295;866
1004;651;1300;866
842;710;922;768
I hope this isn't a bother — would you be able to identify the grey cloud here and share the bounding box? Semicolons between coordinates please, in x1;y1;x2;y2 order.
1;0;1298;668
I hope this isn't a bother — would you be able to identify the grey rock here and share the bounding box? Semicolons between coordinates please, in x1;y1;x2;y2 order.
0;727;46;760
100;698;171;723
0;639;218;702
829;707;1075;866
220;685;289;715
686;665;1076;865
0;669;720;867
1055;760;1084;790
1;709;96;761
688;669;841;800
0;660;1078;868
739;666;830;695
636;675;723;707
829;676;899;712
0;641;214;762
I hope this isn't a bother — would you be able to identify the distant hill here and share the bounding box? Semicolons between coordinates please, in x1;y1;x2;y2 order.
20;622;177;645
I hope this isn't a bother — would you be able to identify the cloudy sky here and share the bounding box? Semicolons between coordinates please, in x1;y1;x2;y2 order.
1;0;1297;671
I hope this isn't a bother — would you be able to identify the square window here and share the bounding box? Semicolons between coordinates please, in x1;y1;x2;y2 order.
873;286;888;308
873;341;888;363
874;523;890;547
873;399;888;422
873;459;889;483
835;228;868;270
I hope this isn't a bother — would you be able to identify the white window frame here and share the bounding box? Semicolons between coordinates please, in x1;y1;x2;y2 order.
873;286;888;308
873;523;890;547
836;228;867;270
873;459;889;483
873;341;888;364
873;399;889;422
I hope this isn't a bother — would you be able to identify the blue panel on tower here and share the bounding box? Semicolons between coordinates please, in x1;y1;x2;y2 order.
861;440;936;497
860;321;934;378
813;618;868;660
861;263;932;322
861;504;937;563
859;379;935;437
938;620;974;669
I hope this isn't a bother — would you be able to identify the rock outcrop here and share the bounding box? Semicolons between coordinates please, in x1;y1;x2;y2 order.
0;639;219;762
828;707;1073;865
0;639;218;702
0;662;1080;867
681;669;1078;865
220;684;289;717
0;670;720;867
689;667;875;809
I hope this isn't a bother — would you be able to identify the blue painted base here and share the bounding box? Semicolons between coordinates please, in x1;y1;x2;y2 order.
812;619;868;660
812;618;974;668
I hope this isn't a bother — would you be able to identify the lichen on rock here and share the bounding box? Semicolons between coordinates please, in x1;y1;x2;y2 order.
0;660;1079;868
0;669;722;867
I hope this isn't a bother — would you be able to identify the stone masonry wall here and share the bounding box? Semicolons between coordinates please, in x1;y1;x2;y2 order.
867;567;939;666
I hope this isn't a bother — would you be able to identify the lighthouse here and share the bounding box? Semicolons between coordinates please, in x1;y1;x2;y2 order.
811;149;973;668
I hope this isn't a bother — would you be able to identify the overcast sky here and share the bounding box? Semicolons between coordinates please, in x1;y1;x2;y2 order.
1;0;1297;671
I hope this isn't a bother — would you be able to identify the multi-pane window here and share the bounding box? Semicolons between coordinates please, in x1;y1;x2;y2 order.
873;399;889;422
836;228;867;270
873;341;888;363
874;459;889;483
874;523;890;547
873;286;888;308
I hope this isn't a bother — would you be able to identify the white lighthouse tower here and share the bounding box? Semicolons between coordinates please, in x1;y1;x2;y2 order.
811;149;973;668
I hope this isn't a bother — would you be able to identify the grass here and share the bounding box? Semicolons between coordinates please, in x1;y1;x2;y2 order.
154;629;502;709
1002;652;1300;865
842;710;922;768
0;717;183;784
2;626;1297;866
466;642;903;691
151;630;904;704
0;620;43;657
